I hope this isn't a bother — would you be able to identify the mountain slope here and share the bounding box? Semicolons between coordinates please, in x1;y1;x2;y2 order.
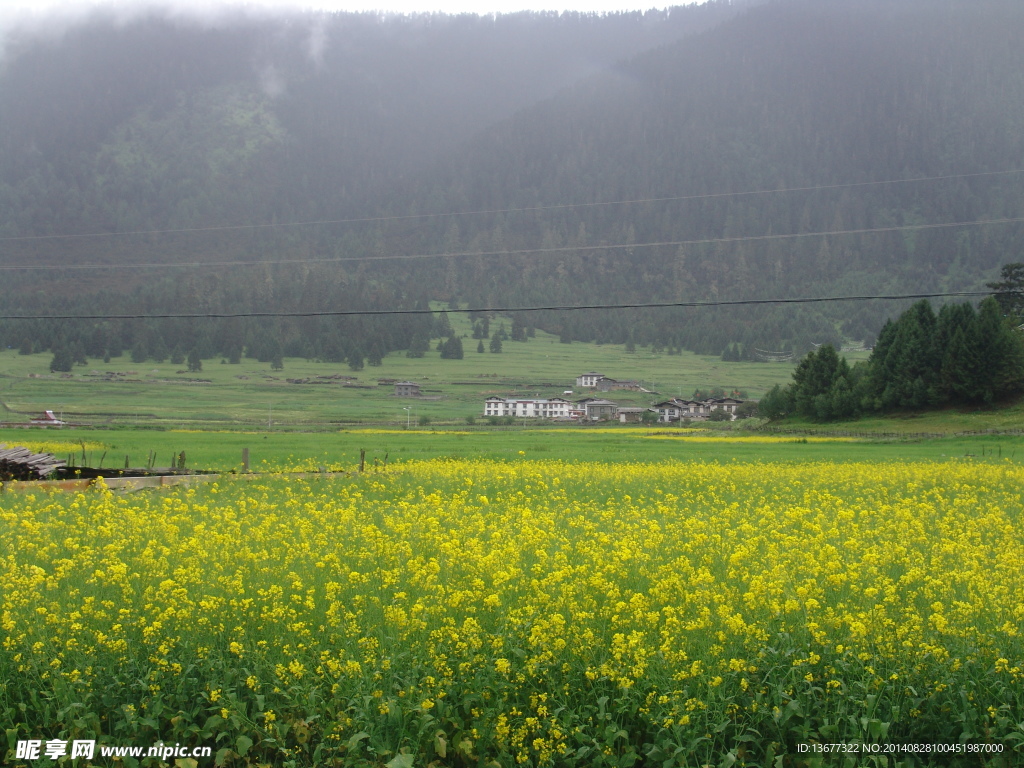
1;0;1023;363
400;0;1024;351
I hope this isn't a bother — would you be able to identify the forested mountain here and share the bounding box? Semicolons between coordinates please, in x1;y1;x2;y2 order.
1;0;1023;366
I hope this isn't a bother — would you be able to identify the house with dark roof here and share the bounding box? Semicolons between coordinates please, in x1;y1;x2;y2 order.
394;381;421;397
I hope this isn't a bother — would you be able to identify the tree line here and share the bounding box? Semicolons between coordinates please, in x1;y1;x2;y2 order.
760;265;1024;421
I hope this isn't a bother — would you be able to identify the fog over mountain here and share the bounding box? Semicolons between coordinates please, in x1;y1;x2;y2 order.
1;0;1023;365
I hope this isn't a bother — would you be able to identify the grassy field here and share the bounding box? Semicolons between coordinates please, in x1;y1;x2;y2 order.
0;321;813;428
2;425;1023;474
767;400;1024;436
6;317;1018;438
2;459;1021;766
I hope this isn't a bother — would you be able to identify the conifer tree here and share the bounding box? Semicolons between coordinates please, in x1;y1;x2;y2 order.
50;346;73;373
440;336;464;359
987;263;1024;319
974;297;1024;402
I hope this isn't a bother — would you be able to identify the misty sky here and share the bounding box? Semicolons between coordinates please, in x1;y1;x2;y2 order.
0;0;688;18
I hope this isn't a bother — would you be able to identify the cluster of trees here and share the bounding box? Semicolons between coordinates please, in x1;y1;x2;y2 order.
761;282;1024;421
0;269;475;371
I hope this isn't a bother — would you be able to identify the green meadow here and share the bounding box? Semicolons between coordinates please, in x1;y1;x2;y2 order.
2;425;1022;474
0;322;807;429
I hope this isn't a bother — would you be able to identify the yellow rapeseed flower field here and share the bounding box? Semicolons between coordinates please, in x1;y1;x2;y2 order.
2;459;1022;766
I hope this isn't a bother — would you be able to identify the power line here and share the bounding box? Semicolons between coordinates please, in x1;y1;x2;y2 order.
3;215;1023;272
0;290;994;321
1;168;1022;244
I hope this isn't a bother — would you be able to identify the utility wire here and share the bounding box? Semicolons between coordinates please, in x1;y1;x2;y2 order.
2;215;1023;272
1;167;1022;244
0;290;994;321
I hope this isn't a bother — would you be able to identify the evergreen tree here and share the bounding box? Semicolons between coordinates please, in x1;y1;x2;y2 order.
866;300;939;410
937;303;982;403
974;297;1024;402
150;336;170;363
348;345;365;371
826;373;858;421
367;341;384;367
130;341;148;364
71;340;88;366
987;263;1024;319
511;316;526;341
477;339;485;353
440;336;464;359
50;346;73;373
406;331;430;358
791;344;848;419
187;348;202;372
489;334;502;353
434;312;454;338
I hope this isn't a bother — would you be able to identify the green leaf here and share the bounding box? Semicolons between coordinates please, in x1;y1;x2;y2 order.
346;731;370;751
385;754;415;768
236;734;253;756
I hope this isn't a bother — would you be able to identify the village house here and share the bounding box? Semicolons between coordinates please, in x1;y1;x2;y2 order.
482;383;742;423
394;381;421;397
583;399;618;421
576;372;605;388
578;372;648;392
708;397;743;417
653;399;699;422
595;378;643;392
483;397;573;419
29;410;66;426
653;397;745;422
616;407;648;423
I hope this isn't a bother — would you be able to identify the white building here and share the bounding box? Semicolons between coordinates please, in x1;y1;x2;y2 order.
483;397;573;419
576;372;605;388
